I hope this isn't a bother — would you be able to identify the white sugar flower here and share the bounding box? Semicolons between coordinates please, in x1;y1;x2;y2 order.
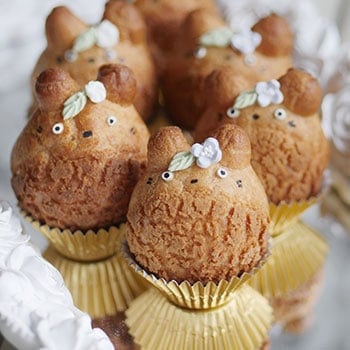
323;89;350;153
84;81;107;103
231;30;261;55
255;80;284;107
191;137;222;168
95;20;119;48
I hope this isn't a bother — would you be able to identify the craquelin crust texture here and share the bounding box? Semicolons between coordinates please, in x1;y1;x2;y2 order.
126;125;270;284
195;69;329;204
12;65;149;231
161;10;293;129
31;1;157;121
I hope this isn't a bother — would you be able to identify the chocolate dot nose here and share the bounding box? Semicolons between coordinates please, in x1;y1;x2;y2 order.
82;130;93;138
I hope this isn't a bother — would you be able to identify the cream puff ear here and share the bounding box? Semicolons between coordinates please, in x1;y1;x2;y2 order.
103;0;146;44
182;8;225;50
253;13;293;57
212;124;251;169
97;64;137;106
35;68;79;112
45;6;88;51
279;68;322;116
194;68;252;142
147;127;190;172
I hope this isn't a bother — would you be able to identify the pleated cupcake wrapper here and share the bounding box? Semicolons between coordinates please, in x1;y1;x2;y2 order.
269;197;319;237
43;245;148;319
22;211;123;262
126;284;273;350
122;241;268;309
249;220;328;298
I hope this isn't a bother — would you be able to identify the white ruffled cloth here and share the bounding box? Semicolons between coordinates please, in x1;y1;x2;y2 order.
0;202;113;350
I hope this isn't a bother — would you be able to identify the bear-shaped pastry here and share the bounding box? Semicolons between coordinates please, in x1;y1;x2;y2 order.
12;64;150;231
125;124;270;284
31;1;157;121
195;68;329;204
162;10;293;129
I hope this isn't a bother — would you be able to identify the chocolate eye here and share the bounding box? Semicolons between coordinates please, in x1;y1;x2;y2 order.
217;167;228;178
161;171;174;182
52;123;64;135
226;107;240;119
274;108;287;120
107;116;117;126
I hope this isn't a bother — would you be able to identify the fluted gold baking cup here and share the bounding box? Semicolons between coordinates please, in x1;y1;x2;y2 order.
43;246;148;318
122;241;268;309
269;197;319;237
126;284;272;350
22;212;123;261
249;221;328;298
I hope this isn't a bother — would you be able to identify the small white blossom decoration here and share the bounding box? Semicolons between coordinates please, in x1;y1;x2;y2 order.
84;81;107;103
191;138;222;168
95;20;119;48
255;80;284;107
62;81;107;120
231;30;262;55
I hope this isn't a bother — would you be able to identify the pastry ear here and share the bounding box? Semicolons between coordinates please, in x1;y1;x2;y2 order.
212;124;251;169
103;0;146;44
279;68;322;116
194;68;251;141
97;64;137;106
35;68;79;112
182;8;225;50
253;13;293;57
45;6;88;51
147;127;190;172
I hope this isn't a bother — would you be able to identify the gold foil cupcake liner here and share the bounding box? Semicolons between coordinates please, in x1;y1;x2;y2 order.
122;241;268;309
126;284;272;350
249;221;328;298
22;211;123;261
269;197;319;237
43;246;148;319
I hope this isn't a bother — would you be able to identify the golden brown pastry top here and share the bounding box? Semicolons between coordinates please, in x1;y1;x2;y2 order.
195;68;329;204
12;64;149;231
31;0;157;121
126;124;269;284
161;10;294;129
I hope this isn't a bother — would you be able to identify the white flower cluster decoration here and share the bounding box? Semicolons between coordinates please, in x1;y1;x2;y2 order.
191;138;223;168
162;138;222;181
323;87;350;154
62;80;107;121
227;79;284;115
255;80;284;107
231;30;262;55
0;201;113;350
198;27;261;58
65;20;119;62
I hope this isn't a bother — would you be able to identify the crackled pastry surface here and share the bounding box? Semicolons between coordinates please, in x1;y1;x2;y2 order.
12;65;149;231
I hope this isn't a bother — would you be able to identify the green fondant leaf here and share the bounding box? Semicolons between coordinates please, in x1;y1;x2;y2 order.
199;27;234;48
62;91;87;120
168;151;195;172
233;90;258;109
73;27;97;53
